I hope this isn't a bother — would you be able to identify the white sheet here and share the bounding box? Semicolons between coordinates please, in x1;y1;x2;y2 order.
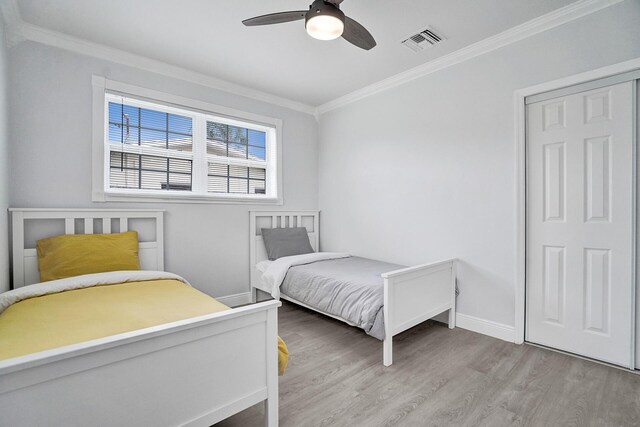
260;252;350;299
0;270;191;315
256;260;272;274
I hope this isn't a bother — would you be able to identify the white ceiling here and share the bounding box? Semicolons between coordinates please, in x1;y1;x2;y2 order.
15;0;577;106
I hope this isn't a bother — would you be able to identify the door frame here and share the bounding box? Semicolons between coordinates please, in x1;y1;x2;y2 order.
514;58;640;368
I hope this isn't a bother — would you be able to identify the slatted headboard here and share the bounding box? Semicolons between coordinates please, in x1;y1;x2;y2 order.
10;208;165;288
249;211;319;290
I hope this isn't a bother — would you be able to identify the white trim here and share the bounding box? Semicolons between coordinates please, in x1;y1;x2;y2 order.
514;57;640;346
215;292;252;308
93;193;282;205
514;58;640;102
525;69;640;104
631;79;637;370
92;76;107;201
7;208;166;212
514;89;527;346
316;0;624;114
93;77;284;205
0;5;314;115
456;313;516;343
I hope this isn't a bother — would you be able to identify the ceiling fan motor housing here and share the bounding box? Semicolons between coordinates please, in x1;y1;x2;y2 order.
242;0;376;50
305;0;345;26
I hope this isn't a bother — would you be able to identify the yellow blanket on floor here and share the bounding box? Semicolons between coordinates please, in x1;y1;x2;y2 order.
0;277;288;375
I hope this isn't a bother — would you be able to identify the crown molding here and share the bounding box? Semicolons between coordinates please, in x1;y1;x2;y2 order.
0;1;316;116
316;0;625;115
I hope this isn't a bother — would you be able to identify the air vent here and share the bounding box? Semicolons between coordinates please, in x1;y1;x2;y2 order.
401;27;446;52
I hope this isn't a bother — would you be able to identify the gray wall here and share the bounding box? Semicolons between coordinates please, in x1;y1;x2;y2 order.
7;42;318;297
0;19;9;293
318;1;640;327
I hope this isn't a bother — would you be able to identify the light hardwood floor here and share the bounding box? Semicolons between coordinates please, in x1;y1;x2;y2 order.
217;301;640;427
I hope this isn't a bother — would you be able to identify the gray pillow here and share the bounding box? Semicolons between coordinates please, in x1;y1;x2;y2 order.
261;227;314;260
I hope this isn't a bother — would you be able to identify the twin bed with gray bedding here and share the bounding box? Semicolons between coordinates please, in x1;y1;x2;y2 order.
261;254;404;340
252;214;457;366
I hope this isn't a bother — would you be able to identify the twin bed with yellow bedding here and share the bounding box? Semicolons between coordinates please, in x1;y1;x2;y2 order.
1;229;287;373
0;272;288;375
1;209;285;427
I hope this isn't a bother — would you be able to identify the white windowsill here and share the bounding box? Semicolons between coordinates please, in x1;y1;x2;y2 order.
94;190;283;205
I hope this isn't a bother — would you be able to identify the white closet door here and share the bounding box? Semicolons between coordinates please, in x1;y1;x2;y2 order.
637;80;640;370
526;81;635;368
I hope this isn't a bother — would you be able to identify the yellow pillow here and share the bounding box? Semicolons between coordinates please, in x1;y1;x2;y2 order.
37;231;140;282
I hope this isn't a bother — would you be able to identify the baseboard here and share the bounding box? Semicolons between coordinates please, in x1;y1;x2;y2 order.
216;294;517;342
456;313;516;343
215;292;252;307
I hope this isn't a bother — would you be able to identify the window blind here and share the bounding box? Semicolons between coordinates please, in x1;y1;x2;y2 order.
206;121;267;195
108;98;194;192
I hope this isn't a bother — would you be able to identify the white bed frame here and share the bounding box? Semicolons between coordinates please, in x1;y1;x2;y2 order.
2;208;281;427
249;210;456;367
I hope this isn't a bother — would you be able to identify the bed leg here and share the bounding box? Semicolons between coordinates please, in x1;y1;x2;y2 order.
265;308;279;426
383;337;393;367
449;264;457;329
265;397;278;427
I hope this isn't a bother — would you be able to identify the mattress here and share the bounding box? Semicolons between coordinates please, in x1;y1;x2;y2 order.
0;278;230;361
279;256;404;340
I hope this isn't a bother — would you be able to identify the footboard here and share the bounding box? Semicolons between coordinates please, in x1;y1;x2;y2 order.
382;259;456;366
0;300;281;427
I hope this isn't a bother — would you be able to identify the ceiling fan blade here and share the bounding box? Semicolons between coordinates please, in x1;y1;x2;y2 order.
242;11;306;26
326;0;345;5
342;16;376;50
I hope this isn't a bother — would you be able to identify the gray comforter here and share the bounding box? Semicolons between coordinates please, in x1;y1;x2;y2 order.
279;256;404;340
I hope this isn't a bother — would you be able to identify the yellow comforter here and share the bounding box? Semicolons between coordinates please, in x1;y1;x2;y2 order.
0;276;288;375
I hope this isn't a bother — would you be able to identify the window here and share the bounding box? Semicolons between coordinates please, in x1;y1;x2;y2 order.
205;121;267;195
94;78;282;203
107;99;195;193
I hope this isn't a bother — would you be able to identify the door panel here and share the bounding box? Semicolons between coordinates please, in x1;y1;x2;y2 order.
527;81;634;368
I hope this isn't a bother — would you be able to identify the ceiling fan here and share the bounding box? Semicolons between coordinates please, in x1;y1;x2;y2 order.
242;0;376;50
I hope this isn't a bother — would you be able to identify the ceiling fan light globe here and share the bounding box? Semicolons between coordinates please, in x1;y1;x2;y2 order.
306;15;344;40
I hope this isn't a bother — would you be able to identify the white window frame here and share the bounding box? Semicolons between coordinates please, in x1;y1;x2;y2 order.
92;76;283;204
